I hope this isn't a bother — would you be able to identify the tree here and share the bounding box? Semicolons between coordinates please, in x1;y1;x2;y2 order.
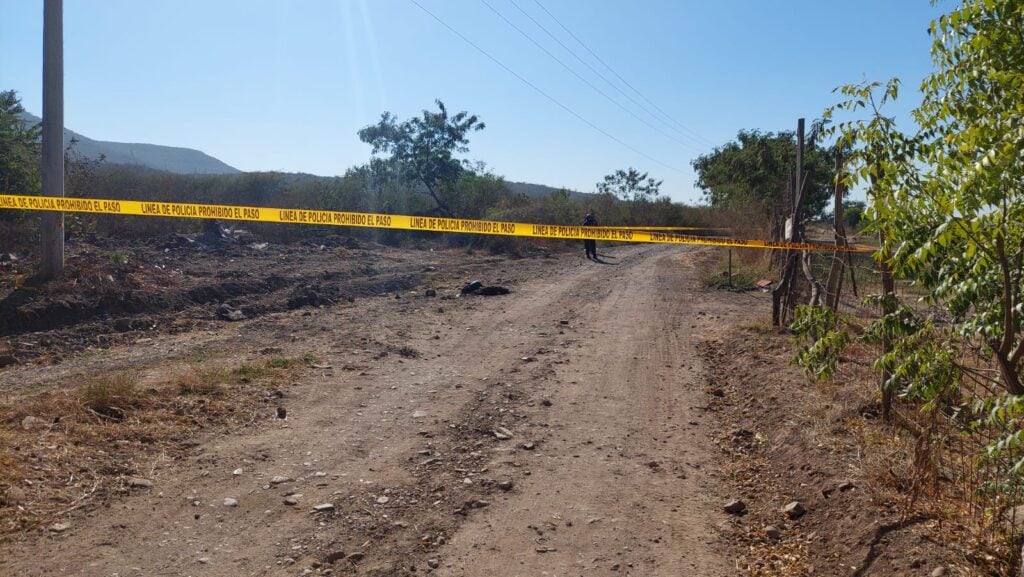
0;90;41;199
596;168;661;203
691;129;837;223
794;2;1024;506
841;200;865;231
358;100;484;217
823;0;1024;396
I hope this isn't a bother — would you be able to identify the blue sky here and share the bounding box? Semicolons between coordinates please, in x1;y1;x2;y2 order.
1;0;941;203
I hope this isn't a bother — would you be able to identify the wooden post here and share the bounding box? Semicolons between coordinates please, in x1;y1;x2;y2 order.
793;119;805;217
728;249;732;288
772;118;805;326
824;153;846;310
39;0;64;281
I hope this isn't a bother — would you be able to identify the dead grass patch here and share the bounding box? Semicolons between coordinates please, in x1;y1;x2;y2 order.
0;357;304;540
175;369;229;396
81;371;141;420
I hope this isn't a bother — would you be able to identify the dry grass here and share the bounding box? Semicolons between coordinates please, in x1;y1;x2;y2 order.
175;369;228;396
826;328;1021;576
80;371;141;420
698;247;772;290
0;356;306;539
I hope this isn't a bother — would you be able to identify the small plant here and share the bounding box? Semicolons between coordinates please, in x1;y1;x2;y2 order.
231;364;269;383
176;370;226;396
301;352;323;366
80;371;140;420
265;353;321;369
265;357;296;369
101;250;131;266
791;306;851;381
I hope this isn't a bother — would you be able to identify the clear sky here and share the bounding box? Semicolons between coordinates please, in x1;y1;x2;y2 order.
1;0;942;203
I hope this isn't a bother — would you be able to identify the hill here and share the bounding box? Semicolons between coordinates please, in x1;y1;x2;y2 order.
18;112;240;175
506;180;597;201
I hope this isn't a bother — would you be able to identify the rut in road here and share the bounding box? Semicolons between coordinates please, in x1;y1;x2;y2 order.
1;245;734;577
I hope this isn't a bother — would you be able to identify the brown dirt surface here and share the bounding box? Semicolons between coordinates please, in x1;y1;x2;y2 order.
0;239;977;576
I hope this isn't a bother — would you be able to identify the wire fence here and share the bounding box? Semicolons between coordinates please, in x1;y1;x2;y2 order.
800;247;1022;571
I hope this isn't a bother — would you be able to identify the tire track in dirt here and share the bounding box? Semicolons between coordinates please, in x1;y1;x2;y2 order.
433;246;734;576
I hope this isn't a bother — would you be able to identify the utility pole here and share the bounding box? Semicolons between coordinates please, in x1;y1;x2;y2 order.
40;0;64;281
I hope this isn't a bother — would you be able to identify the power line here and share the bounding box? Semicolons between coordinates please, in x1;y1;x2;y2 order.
532;0;716;148
407;0;692;176
506;0;707;150
478;0;703;154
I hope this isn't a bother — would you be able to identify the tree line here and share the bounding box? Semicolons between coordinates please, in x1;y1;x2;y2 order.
0;94;712;252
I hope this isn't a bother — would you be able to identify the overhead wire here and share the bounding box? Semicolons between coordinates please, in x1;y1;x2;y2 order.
478;0;704;154
506;0;708;150
407;0;692;175
531;0;716;148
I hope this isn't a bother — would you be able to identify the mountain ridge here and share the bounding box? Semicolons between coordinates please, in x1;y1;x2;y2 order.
18;113;597;199
18;111;241;175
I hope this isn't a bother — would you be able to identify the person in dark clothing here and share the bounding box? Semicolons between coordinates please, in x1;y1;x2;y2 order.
582;210;598;260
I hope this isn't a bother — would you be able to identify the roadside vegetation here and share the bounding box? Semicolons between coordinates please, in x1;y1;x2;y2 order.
782;1;1024;571
0;354;314;538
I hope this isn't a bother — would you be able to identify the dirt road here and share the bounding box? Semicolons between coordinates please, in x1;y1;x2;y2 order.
2;244;742;576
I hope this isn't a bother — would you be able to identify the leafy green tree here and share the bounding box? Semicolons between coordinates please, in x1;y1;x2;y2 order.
450;168;513;220
596;168;662;203
795;1;1024;503
0;90;41;198
691;129;837;223
358;100;484;217
841;200;865;230
823;0;1024;395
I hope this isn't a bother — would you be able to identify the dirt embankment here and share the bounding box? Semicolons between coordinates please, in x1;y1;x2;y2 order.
0;235;517;366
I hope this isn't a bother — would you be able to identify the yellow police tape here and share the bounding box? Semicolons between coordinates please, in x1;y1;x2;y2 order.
0;194;872;253
613;225;732;231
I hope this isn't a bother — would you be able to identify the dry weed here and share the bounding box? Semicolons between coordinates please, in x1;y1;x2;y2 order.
0;356;303;539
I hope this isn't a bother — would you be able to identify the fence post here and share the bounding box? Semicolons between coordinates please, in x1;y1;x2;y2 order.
728;249;732;288
825;153;846;310
772;118;805;326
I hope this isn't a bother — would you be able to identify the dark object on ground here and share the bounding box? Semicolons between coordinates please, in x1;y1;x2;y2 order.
460;281;508;296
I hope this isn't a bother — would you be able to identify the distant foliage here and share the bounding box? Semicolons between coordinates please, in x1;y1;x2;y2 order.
691;129;838;223
596;168;662;203
0;90;40;200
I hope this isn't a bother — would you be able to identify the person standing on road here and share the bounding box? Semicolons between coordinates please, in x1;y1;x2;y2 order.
582;210;598;260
